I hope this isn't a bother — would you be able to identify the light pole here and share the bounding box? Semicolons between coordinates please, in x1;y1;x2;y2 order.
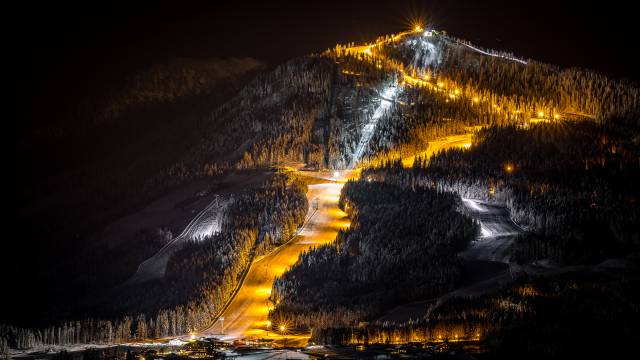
279;325;288;359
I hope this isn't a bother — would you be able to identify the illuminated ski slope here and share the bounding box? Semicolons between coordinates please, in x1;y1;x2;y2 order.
202;173;353;346
460;198;522;263
349;84;399;168
127;195;231;284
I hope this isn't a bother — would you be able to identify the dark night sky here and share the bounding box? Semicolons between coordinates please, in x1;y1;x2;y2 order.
13;0;639;126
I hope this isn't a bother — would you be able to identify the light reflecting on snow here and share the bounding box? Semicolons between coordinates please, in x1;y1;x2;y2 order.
480;224;494;238
349;84;398;168
459;197;523;263
456;40;527;65
185;196;229;241
413;38;440;68
462;198;487;212
127;195;230;284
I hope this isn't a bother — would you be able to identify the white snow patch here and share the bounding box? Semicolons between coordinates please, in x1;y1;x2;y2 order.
349;84;398;168
127;195;231;284
462;198;487;212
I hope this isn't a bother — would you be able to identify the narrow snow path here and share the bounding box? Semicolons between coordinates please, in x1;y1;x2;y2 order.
349;84;398;168
455;40;528;65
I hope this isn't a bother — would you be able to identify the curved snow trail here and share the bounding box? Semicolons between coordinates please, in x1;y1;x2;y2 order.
349;84;399;169
456;40;528;65
459;198;523;263
127;195;231;284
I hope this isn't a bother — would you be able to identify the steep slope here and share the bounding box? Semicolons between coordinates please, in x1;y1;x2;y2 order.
5;26;640;352
180;28;639;174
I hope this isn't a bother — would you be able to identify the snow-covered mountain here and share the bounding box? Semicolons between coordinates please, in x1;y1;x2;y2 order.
183;28;639;172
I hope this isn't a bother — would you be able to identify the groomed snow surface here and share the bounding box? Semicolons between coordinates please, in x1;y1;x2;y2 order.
460;198;522;263
349;84;399;169
127;195;231;284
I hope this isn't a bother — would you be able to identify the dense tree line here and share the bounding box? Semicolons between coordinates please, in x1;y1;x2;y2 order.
383;33;640;123
364;121;640;264
312;268;640;359
325;32;640;166
10;28;640;352
269;180;476;330
1;175;307;349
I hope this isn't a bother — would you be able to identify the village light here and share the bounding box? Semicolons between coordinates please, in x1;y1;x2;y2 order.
504;163;514;173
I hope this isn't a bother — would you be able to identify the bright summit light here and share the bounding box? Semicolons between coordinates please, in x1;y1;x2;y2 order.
414;24;423;32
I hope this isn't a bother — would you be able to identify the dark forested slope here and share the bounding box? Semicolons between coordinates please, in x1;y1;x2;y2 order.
269;180;476;330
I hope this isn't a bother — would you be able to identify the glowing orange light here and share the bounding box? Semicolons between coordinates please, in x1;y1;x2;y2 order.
504;163;514;173
437;82;444;88
255;287;272;295
554;114;560;119
538;111;545;117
